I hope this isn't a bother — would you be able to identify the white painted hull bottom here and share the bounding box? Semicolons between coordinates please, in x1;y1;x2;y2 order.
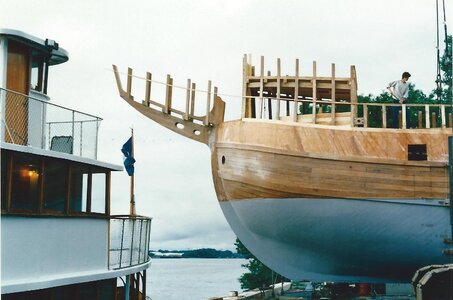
219;198;452;283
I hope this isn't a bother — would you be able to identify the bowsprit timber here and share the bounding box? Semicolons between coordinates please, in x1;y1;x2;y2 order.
113;55;452;283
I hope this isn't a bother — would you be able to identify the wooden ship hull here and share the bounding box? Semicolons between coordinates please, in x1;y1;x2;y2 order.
113;56;452;283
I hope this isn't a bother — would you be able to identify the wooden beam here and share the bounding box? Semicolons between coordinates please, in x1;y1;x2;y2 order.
363;104;368;128
267;71;272;120
293;59;299;122
276;58;281;120
241;54;247;119
350;65;358;127
401;104;406;129
164;74;172;114
127;68;133;98
190;82;196;120
205;80;212;125
441;105;446;128
259;56;264;119
143;72;152;107
312;61;317;124
331;63;336;125
184;79;191;120
382;105;387;128
425;105;430;128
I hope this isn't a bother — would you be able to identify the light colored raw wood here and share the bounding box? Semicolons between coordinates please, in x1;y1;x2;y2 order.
190;82;196;120
205;80;211;125
402;104;406;129
431;112;436;128
259;56;264;119
382;105;387;128
425;105;430;128
127;68;133;99
276;58;281;120
144;72;152;107
363;104;368;128
164;74;172;114
441;105;446;128
241;54;247;119
350;65;357;127
331;63;336;125
293;59;299;122
312;61;317;124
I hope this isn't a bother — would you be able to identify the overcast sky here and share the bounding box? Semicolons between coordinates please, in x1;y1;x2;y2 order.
2;0;451;250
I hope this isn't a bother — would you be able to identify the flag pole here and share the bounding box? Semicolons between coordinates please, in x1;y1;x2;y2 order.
130;128;135;216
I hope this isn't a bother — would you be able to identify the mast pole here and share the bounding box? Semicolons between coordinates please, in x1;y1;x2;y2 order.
130;128;135;216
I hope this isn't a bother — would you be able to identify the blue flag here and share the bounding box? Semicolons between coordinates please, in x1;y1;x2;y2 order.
121;137;135;176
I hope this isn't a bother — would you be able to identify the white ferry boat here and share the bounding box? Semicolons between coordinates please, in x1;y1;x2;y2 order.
1;29;152;299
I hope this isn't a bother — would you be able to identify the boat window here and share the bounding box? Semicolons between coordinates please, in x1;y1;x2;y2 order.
91;172;106;214
10;152;41;211
43;158;68;212
70;163;90;213
30;51;48;93
408;144;427;161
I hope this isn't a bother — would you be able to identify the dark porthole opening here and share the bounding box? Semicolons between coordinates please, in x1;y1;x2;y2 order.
408;144;427;161
221;156;226;164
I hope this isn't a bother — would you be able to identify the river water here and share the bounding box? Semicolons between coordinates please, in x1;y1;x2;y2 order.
147;258;247;300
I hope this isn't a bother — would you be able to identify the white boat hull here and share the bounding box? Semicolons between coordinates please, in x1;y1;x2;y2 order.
220;197;451;283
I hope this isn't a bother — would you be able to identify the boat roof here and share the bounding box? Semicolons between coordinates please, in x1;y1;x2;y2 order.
0;28;69;65
1;142;123;171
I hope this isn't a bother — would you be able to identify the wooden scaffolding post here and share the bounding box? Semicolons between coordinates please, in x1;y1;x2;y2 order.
190;82;196;120
164;74;172;114
127;68;133;99
276;58;281;120
144;72;152;107
350;65;358;127
205;80;212;125
259;56;264;119
184;79;191;120
293;59;300;122
312;61;317;124
331;63;336;125
242;54;248;119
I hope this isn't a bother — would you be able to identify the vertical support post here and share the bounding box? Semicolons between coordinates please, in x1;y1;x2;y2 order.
425;105;430;128
190;82;196;120
331;63;336;125
127;68;133;98
144;72;152;107
267;71;272;120
350;65;358;127
276;58;281;120
312;61;317;124
259;56;264;119
441;105;446;128
241;54;248;119
382;105;387;128
432;112;437;128
205;80;211;125
293;59;300;122
449;113;452;128
402;104;407;129
418;111;423;128
184;79;191;120
164;75;172;114
363;104;368;128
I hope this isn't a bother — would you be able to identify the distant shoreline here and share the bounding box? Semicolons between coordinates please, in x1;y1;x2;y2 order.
149;248;244;259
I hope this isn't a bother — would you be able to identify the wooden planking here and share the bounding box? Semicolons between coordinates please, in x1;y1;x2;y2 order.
216;119;451;163
215;146;448;201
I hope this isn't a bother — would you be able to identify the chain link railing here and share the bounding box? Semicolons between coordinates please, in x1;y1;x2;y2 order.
109;215;152;270
0;88;102;159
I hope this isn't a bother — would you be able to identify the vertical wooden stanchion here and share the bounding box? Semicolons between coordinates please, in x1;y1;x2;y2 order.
350;65;358;127
242;54;248;119
331;63;336;125
127;68;133;98
312;61;317;124
276;58;281;120
382;105;387;128
190;82;196;120
164;74;172;114
425;105;430;128
363;104;368;128
418;111;423;128
402;104;406;129
259;56;264;119
144;72;152;107
205;80;212;125
441;105;446;128
184;79;191;120
294;59;299;122
267;71;272;120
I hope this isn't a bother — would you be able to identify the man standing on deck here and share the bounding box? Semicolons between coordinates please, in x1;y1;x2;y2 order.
387;72;411;128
